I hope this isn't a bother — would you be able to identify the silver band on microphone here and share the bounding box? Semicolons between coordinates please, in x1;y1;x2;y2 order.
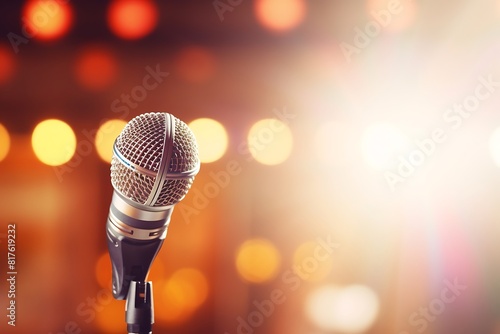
107;209;168;241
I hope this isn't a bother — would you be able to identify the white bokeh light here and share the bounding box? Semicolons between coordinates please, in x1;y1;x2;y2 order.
489;127;500;167
306;285;380;333
361;123;409;170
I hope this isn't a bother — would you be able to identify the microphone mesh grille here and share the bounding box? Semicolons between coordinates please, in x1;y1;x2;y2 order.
111;112;199;207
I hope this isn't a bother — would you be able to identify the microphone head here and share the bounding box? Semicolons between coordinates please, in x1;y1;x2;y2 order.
110;112;200;208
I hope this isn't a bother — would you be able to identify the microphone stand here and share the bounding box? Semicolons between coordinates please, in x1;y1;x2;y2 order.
125;281;154;334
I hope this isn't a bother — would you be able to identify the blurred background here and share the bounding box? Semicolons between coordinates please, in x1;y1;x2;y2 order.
1;0;500;333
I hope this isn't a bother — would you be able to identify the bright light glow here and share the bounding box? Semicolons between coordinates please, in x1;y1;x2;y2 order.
95;119;127;163
174;46;217;84
0;45;15;84
314;121;352;166
32;119;76;166
236;239;281;283
75;46;118;90
293;241;334;282
247;119;293;165
188;118;228;163
366;0;417;33
23;0;73;40
0;123;10;162
157;268;209;323
361;123;409;170
255;0;306;33
306;285;380;333
108;0;159;40
489;127;500;167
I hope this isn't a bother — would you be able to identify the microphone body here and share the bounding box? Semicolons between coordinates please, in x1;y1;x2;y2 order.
106;112;199;300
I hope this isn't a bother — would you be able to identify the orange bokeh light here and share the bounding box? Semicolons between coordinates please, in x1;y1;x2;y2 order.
156;268;209;324
75;46;118;90
254;0;306;33
0;45;15;84
107;0;159;40
174;46;217;84
22;0;73;41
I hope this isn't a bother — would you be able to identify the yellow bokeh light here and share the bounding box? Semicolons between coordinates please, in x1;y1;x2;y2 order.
490;127;500;167
293;241;334;282
254;0;306;33
188;118;228;163
247;119;293;166
156;268;209;324
0;123;10;162
32;119;76;166
361;122;409;170
306;285;380;333
95;119;127;163
236;239;281;284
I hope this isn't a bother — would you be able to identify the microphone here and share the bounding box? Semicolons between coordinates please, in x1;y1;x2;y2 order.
105;112;200;328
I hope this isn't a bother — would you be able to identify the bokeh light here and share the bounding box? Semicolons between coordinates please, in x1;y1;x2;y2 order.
75;46;118;90
293;241;334;282
314;121;353;166
174;46;217;84
32;119;76;166
22;0;73;41
254;0;306;33
306;285;380;333
366;0;418;33
0;45;15;84
95;295;124;333
95;119;127;163
489;127;500;167
361;122;409;170
107;0;159;40
188;118;228;163
247;119;293;165
156;268;209;324
0;123;11;162
236;239;281;283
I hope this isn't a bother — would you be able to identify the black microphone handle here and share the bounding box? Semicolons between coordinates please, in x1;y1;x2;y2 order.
126;281;154;334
